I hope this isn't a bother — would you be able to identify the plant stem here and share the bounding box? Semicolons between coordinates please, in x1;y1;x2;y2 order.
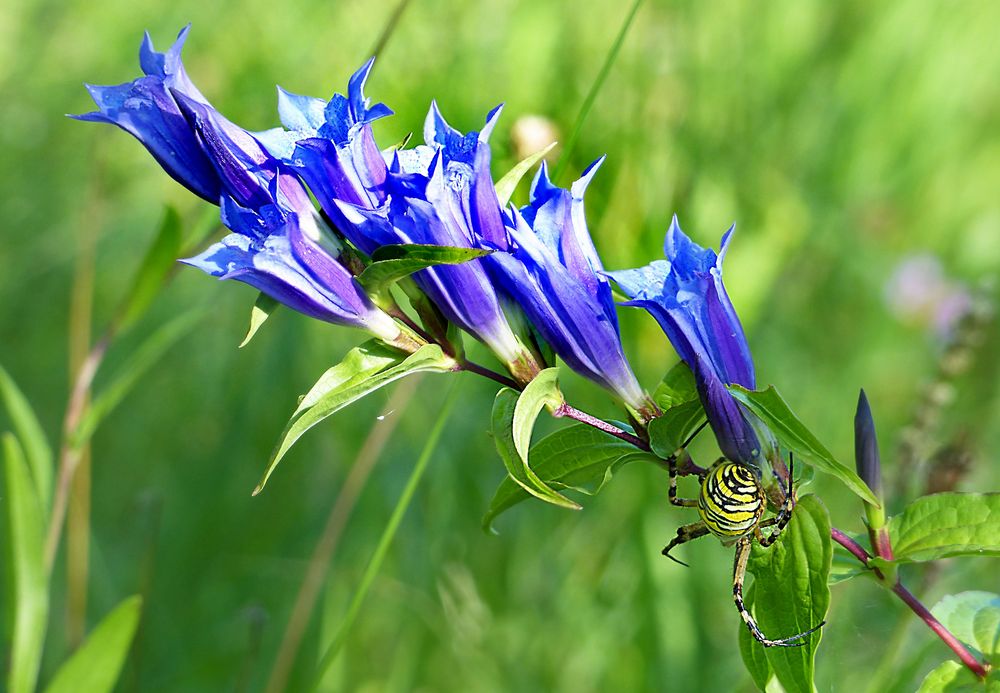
265;376;420;693
552;0;644;182
456;358;520;390
553;402;650;450
45;332;112;574
310;383;459;689
829;528;989;679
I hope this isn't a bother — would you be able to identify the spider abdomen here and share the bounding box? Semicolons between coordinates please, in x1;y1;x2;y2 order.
698;461;766;537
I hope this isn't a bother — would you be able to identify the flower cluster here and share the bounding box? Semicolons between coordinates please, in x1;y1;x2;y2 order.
75;26;765;449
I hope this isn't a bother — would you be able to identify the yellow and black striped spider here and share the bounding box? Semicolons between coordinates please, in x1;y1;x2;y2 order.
663;448;825;647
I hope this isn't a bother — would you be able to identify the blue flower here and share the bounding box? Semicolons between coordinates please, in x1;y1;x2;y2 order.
607;218;768;465
70;25;221;203
254;59;393;248
183;193;401;341
488;160;650;412
337;105;535;371
74;27;402;344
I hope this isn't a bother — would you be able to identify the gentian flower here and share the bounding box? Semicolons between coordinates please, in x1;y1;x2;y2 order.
336;104;539;375
70;25;221;203
488;159;651;414
607;218;771;466
183;193;401;340
254;58;393;242
73;28;405;345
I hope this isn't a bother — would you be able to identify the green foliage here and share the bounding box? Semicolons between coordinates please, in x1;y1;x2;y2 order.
256;342;454;493
741;495;832;693
71;310;203;449
239;292;279;348
918;661;1000;693
932;592;1000;661
494;141;557;206
3;433;49;693
490;370;578;510
0;364;53;510
358;243;491;304
482;423;657;531
737;583;773;691
647;362;706;458
116;206;183;333
886;494;1000;563
43;595;142;693
729;384;879;506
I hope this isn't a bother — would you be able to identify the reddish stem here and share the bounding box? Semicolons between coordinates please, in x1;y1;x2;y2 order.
553;403;650;451
830;528;989;679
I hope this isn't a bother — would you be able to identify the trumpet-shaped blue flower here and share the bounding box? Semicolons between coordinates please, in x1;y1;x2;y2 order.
488;160;649;412
73;27;401;343
608;218;767;465
337;105;529;368
255;59;393;243
71;25;221;203
184;193;400;340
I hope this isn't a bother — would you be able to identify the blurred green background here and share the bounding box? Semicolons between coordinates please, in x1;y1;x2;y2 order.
2;0;1000;690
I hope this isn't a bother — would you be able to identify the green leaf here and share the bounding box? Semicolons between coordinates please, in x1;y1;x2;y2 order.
0;363;53;509
239;292;279;348
72;310;202;449
932;592;1000;659
482;423;656;531
647;400;706;460
3;433;49;693
255;342;453;494
888;493;1000;563
829;548;870;585
494;141;557;206
358;244;491;301
653;361;699;410
43;595;142;693
738;582;774;691
490;370;579;511
117;206;183;332
728;384;880;506
744;494;831;693
918;660;1000;692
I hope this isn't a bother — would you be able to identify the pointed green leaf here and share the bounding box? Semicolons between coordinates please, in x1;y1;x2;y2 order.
647;400;706;460
117;206;183;332
483;423;656;531
72;310;203;449
256;342;454;494
738;582;774;692
43;595;142;693
653;361;699;410
917;660;999;692
490;371;579;512
932;591;1000;659
745;494;831;693
359;244;491;301
239;292;279;348
889;493;1000;563
728;384;879;506
3;433;49;693
0;364;53;509
494;141;557;206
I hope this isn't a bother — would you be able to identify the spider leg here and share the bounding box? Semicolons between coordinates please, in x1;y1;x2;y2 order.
668;452;698;508
734;533;826;647
667;422;710;508
662;521;709;566
760;452;797;548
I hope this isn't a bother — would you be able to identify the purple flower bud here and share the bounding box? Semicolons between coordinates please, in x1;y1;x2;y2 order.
854;389;883;499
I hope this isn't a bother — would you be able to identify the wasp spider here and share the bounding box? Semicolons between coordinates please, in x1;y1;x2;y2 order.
663;450;825;647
